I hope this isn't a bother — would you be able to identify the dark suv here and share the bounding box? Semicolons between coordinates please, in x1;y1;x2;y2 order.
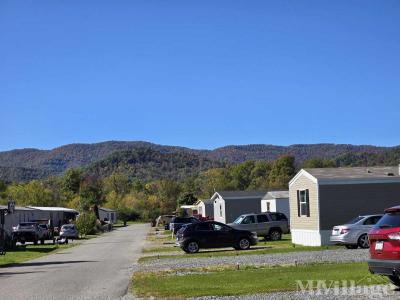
368;205;400;287
176;221;258;253
169;217;200;234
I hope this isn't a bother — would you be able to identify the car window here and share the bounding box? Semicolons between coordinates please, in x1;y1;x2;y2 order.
269;214;277;221
195;223;211;231
257;214;269;223
276;213;288;221
233;215;245;224
346;216;364;224
242;216;255;224
190;218;199;223
363;217;377;225
374;212;400;228
212;223;230;231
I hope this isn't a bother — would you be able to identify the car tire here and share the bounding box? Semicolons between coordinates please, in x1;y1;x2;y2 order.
184;241;199;254
388;275;400;287
269;229;282;241
345;245;358;249
237;237;251;250
33;239;38;245
357;234;369;249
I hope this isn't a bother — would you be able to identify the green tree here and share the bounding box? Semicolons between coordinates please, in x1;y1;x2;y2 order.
62;168;83;194
7;180;55;206
75;212;97;237
230;161;255;190
268;155;296;188
177;193;198;207
103;172;130;196
79;175;104;210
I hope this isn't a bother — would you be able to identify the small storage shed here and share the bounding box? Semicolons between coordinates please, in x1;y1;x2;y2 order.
98;207;117;223
289;166;400;246
212;190;266;224
196;199;214;218
261;190;290;219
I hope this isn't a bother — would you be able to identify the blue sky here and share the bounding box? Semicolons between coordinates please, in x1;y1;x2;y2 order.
1;1;399;151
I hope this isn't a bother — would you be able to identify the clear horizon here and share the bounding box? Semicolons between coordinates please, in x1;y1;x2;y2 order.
1;1;399;151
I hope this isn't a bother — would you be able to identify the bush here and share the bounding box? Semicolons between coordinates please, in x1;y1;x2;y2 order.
117;207;140;226
76;212;97;237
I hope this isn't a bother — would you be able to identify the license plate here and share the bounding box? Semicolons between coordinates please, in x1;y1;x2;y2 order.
375;241;384;251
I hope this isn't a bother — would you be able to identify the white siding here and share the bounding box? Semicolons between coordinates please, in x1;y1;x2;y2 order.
213;197;226;223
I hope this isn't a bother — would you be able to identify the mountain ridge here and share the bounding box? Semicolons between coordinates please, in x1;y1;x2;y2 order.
0;141;398;182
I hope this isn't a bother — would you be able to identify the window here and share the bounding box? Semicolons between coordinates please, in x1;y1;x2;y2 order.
270;213;287;221
266;202;271;212
196;223;211;231
257;214;269;223
242;216;255;224
297;189;310;217
364;216;382;225
212;223;230;231
219;204;222;217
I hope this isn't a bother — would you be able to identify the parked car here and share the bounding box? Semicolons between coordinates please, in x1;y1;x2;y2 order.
12;222;45;245
169;217;200;234
368;205;400;287
155;215;175;229
176;221;258;253
330;214;383;249
228;212;289;241
59;224;79;240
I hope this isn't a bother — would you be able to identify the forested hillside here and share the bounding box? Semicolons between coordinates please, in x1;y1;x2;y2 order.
0;141;398;182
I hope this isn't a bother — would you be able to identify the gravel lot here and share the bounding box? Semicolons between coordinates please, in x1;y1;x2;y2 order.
139;248;369;271
190;284;400;300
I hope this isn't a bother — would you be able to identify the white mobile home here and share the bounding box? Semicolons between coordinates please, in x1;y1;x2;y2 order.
261;191;290;219
98;207;117;223
196;199;214;219
212;191;266;224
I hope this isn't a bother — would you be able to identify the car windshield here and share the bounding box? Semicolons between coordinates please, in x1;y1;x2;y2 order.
374;212;400;229
346;216;364;224
62;225;74;229
233;216;245;224
19;223;35;227
39;224;47;228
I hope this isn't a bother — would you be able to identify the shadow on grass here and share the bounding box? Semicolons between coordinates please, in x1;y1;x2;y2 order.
8;247;58;254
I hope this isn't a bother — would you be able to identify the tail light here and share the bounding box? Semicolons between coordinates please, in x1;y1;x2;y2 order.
340;228;350;234
388;232;400;240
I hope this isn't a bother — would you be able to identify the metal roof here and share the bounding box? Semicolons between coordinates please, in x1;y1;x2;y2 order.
263;190;289;200
304;166;400;180
98;207;116;212
27;206;79;213
215;190;267;200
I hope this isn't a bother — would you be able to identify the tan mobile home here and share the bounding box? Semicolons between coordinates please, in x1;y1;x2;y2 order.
289;166;400;246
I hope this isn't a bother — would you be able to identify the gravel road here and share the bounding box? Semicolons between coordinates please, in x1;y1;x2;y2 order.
140;248;369;271
0;224;149;300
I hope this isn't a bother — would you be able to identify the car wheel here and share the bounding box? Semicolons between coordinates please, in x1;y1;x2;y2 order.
389;275;400;287
237;238;250;250
345;245;358;249
185;241;199;253
33;239;38;245
357;234;369;249
269;230;282;241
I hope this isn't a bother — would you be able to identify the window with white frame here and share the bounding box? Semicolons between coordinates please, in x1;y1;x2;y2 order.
297;189;310;217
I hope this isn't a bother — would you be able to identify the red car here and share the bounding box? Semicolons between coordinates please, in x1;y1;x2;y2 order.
368;205;400;287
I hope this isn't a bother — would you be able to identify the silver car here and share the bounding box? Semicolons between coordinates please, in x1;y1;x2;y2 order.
59;224;79;239
330;215;383;249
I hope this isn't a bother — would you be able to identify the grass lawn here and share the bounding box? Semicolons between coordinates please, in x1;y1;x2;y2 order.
133;262;386;298
139;234;342;262
0;244;72;267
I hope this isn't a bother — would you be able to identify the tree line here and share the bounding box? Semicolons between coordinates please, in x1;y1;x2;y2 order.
0;154;386;221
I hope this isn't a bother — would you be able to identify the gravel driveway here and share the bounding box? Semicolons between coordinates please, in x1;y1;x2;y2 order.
139;248;369;271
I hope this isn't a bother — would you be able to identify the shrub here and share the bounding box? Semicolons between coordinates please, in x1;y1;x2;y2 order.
76;212;97;237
